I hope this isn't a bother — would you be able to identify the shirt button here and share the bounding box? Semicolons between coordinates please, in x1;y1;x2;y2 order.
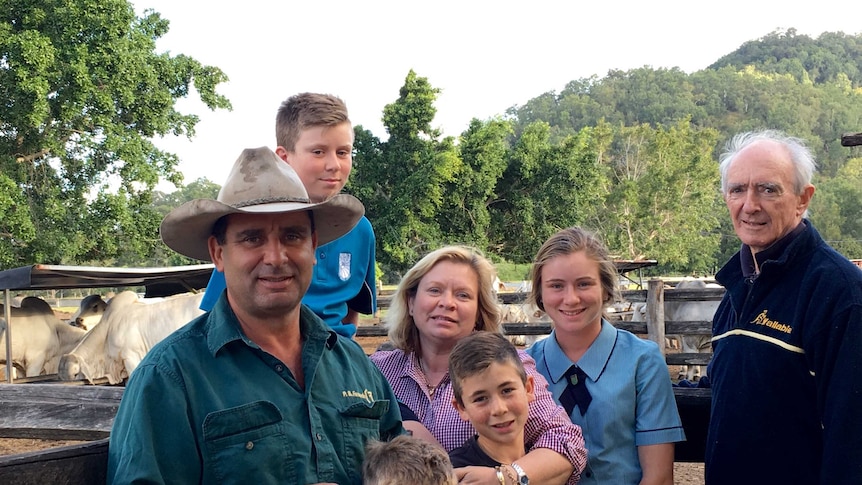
319;252;326;259
585;471;592;478
245;441;254;450
275;364;283;372
316;433;323;441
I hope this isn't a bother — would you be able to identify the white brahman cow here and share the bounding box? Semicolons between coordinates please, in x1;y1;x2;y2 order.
69;294;109;330
1;297;89;377
498;302;551;347
632;278;720;380
58;291;204;384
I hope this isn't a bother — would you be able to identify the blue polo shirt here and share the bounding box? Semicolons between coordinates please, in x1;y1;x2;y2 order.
199;216;376;338
107;294;403;485
527;321;685;485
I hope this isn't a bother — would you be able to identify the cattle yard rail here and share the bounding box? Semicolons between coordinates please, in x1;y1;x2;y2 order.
0;383;121;483
0;271;712;482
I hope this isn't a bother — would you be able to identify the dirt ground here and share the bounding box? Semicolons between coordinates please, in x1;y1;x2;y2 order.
0;438;87;455
674;462;705;484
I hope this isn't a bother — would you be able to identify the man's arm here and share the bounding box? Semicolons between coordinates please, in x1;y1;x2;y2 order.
107;364;200;484
818;302;862;483
342;308;359;326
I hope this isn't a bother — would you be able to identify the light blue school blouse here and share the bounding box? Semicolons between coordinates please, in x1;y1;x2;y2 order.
527;320;685;485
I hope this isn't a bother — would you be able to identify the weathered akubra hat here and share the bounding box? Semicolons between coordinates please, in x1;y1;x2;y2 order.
160;146;364;261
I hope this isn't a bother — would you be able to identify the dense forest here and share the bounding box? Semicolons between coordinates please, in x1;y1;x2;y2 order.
3;2;861;282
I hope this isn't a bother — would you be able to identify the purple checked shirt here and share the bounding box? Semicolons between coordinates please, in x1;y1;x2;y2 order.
370;347;587;484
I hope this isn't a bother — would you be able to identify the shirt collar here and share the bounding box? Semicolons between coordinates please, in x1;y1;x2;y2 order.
205;291;337;356
544;320;617;383
740;220;807;280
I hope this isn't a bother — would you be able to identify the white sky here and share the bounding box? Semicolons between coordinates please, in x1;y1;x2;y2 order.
132;0;860;192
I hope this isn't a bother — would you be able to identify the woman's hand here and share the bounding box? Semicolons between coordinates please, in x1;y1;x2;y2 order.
454;466;499;484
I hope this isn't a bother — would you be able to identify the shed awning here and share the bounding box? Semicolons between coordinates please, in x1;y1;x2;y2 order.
614;260;658;274
0;264;214;298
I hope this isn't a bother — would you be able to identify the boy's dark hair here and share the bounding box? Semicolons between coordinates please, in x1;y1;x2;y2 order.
275;93;350;152
449;332;526;406
363;435;455;485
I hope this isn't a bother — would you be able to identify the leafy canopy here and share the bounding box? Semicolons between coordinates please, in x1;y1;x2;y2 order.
0;0;231;267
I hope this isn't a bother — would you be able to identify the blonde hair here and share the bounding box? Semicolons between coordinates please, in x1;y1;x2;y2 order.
529;227;619;311
363;435;457;485
385;246;502;353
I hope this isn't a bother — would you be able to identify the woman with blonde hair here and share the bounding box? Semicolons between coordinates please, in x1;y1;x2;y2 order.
526;227;685;485
371;245;587;484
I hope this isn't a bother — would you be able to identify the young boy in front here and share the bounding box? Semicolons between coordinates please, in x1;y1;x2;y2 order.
199;93;376;338
448;332;536;483
363;435;457;485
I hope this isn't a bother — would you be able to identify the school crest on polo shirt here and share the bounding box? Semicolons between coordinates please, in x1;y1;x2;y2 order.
339;253;351;281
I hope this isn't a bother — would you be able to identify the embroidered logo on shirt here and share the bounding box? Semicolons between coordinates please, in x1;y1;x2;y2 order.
342;389;375;403
339;253;351;281
751;309;792;334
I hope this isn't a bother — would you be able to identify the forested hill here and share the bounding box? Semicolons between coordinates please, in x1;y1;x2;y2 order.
506;29;862;178
710;29;862;86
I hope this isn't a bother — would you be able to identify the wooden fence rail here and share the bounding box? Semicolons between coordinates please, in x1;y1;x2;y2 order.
0;278;717;479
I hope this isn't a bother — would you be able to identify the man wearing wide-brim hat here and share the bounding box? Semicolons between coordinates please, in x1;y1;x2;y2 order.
107;147;404;485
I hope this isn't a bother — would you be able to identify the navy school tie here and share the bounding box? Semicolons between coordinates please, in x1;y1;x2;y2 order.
559;365;592;416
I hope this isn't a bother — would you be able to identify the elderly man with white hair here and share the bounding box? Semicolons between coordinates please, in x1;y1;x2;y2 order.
705;130;862;485
107;147;404;485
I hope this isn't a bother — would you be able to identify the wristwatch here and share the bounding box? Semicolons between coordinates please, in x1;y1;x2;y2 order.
510;462;529;485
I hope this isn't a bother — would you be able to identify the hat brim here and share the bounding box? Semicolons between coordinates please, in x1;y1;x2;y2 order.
160;194;364;261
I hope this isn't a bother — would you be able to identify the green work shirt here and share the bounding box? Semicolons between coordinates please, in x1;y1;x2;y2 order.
107;295;404;484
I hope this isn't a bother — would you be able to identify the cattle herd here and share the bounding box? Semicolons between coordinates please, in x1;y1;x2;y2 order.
1;291;204;384
1;278;719;385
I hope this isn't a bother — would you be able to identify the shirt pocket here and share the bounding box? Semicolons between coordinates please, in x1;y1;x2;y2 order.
203;401;291;484
338;399;391;469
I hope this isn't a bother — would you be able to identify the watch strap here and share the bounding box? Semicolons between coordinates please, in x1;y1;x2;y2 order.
511;462;529;485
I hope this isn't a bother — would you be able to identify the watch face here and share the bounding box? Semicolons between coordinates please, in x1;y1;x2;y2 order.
519;477;529;485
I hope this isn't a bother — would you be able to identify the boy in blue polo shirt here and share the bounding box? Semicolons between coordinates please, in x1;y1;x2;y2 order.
199;93;376;338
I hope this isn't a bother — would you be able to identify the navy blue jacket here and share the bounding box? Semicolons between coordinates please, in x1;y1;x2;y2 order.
706;220;862;484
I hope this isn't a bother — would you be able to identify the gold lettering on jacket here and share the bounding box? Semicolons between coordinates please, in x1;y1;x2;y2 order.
751;310;792;334
342;389;375;403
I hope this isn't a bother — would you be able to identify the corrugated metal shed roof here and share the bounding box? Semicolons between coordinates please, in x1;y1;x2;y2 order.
0;264;214;298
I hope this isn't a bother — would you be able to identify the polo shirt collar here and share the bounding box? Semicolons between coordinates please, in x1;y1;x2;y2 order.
206;292;337;356
544;320;617;383
740;220;807;280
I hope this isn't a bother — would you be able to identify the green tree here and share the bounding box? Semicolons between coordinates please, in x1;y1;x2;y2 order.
596;120;723;274
491;121;607;262
144;177;221;266
0;0;231;267
438;118;512;250
710;29;862;86
351;70;461;275
810;158;862;258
